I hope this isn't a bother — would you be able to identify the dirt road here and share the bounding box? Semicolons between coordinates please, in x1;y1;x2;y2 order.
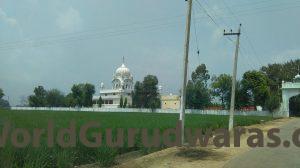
116;118;294;168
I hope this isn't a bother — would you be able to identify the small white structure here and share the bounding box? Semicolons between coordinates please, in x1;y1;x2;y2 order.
93;60;133;108
280;73;300;117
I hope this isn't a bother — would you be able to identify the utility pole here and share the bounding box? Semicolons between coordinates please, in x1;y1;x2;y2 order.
224;24;241;132
180;0;193;145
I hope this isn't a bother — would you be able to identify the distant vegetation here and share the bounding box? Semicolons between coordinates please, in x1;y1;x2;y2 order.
185;59;300;112
0;88;10;108
0;109;272;167
16;59;299;113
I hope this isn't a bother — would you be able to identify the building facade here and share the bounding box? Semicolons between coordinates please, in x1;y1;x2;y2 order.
279;73;300;117
161;94;180;110
93;62;133;108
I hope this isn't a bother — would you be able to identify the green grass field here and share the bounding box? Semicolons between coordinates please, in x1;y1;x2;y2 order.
0;109;272;168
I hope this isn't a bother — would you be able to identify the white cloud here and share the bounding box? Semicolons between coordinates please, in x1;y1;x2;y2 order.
56;6;82;31
0;8;18;27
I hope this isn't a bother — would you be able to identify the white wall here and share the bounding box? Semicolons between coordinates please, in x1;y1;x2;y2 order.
10;107;272;116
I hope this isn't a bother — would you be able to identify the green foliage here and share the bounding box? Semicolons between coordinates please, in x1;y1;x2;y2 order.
261;59;300;92
0;109;272;167
186;64;211;109
123;97;127;108
119;96;124;108
0;99;10;108
0;88;4;99
211;74;232;108
142;75;161;109
28;86;47;107
132;81;143;108
132;75;161;109
265;92;281;113
0;88;9;108
98;96;103;107
46;89;65;107
70;83;95;107
241;70;270;107
191;64;210;86
186;80;211;109
64;93;76;107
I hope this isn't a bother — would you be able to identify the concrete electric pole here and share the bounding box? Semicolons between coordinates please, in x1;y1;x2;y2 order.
224;24;241;132
179;0;193;145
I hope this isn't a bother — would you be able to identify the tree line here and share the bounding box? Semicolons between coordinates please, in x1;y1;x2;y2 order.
185;59;300;112
28;83;95;107
18;58;300;112
0;89;10;108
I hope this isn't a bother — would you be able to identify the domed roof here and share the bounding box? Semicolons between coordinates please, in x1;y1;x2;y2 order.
115;63;131;77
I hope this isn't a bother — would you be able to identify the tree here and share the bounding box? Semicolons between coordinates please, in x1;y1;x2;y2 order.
123;97;127;108
119;96;124;108
83;83;95;107
186;64;211;109
0;99;9;108
265;92;281;114
261;59;300;92
71;84;84;107
0;88;4;99
28;86;47;107
46;89;65;107
142;75;161;109
211;74;232;108
132;81;143;108
98;96;103;107
64;93;76;107
70;83;95;107
0;88;9;108
241;71;270;107
186;80;211;109
191;64;210;86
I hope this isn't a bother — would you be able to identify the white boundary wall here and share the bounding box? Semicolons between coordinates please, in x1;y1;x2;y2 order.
10;107;271;116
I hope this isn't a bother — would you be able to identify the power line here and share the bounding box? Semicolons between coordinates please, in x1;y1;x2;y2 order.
221;0;264;68
192;8;200;58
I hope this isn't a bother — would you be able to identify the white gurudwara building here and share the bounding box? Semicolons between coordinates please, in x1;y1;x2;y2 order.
93;61;134;108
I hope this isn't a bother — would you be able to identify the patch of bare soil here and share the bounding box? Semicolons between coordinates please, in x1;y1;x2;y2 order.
114;118;293;168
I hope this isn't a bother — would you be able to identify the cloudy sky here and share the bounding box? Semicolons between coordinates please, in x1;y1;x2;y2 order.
0;0;299;105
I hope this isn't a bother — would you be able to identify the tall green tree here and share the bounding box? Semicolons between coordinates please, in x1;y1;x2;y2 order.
70;83;95;107
186;80;211;109
0;88;9;108
241;70;270;107
64;93;76;107
211;74;232;108
98;96;103;107
119;96;124;108
132;81;143;108
83;83;95;107
186;64;211;109
46;89;65;107
123;97;127;108
71;84;84;106
191;64;210;86
28;86;47;107
142;75;161;109
0;88;4;99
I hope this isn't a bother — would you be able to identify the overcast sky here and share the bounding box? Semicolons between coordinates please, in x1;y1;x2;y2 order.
1;0;299;105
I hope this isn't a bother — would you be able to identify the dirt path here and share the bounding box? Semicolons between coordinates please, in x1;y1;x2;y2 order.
115;118;293;168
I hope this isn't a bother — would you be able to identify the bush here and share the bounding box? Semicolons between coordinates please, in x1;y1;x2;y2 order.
265;93;280;113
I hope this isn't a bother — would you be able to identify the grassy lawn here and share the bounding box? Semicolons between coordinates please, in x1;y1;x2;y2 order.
0;109;273;168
